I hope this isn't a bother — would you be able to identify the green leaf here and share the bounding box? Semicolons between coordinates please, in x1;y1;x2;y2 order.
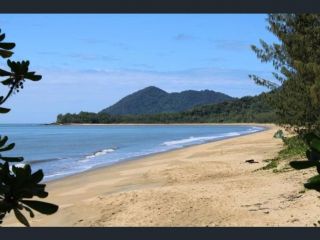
7;60;17;71
0;107;10;114
305;133;318;145
0;33;5;42
305;133;320;153
1;78;13;85
0;49;13;58
290;160;318;170
35;191;49;199
310;138;320;153
31;170;44;183
0;156;24;162
20;200;58;215
306;149;320;162
304;174;320;191
25;72;42;81
0;143;15;152
0;42;15;50
0;68;11;76
14;208;30;227
0;136;8;147
23;206;35;218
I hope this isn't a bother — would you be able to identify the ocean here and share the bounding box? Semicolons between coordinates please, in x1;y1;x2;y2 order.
0;124;265;181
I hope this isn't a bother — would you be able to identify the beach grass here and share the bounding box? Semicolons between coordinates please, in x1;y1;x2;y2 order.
261;135;308;172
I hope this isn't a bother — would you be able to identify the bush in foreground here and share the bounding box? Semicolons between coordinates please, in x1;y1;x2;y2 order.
0;28;58;226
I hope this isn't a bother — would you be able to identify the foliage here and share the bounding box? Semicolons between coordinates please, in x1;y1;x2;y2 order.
251;14;320;135
280;136;308;159
262;135;307;171
100;86;235;115
57;92;276;124
289;133;320;191
0;28;58;226
273;129;284;139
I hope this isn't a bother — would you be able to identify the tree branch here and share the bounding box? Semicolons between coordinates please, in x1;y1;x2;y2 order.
0;81;17;105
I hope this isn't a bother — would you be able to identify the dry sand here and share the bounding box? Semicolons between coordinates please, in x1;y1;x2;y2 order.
4;124;320;226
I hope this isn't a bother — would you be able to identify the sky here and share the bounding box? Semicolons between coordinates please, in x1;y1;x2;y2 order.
0;14;278;123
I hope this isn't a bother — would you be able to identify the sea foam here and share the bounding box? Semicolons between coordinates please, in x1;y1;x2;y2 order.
79;148;117;163
161;127;263;147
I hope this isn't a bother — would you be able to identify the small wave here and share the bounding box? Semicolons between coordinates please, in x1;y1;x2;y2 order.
79;148;117;163
162;132;241;146
161;128;263;147
248;126;265;132
86;148;116;159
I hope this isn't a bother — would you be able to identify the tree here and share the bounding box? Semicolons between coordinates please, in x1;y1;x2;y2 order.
0;28;58;226
250;14;320;135
252;14;320;191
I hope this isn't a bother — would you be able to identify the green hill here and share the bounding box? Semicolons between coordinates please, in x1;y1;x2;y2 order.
100;86;235;115
56;91;276;124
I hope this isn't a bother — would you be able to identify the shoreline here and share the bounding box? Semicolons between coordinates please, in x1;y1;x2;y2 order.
48;122;272;126
5;123;320;226
46;123;269;183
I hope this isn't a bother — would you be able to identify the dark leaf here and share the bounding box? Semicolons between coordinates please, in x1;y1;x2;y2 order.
35;191;49;199
306;149;320;162
0;200;13;212
25;73;42;81
0;107;10;114
304;175;320;191
304;133;320;153
7;59;14;69
31;170;44;183
0;42;15;50
1;78;13;86
20;200;58;215
310;138;320;153
23;206;35;218
0;49;13;58
0;33;5;42
0;156;24;162
0;136;8;147
290;160;318;170
0;68;11;76
304;133;318;146
0;143;15;152
14;208;30;227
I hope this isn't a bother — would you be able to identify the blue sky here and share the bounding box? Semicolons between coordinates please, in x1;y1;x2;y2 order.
0;14;277;123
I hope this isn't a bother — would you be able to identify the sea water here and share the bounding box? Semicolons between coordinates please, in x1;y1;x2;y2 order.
0;124;265;181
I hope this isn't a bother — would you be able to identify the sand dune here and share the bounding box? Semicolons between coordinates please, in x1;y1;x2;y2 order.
4;124;320;226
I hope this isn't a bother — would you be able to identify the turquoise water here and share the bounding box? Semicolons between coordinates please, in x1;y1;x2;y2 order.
0;124;265;181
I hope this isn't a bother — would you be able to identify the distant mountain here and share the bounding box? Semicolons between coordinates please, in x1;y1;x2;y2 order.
56;92;276;124
100;86;235;115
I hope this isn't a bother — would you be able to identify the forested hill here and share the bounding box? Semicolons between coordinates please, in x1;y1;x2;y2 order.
100;86;235;115
56;92;276;124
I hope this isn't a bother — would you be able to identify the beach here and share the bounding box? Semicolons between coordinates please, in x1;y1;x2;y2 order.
4;123;320;226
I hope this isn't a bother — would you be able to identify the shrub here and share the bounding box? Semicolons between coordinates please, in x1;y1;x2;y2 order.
0;28;58;226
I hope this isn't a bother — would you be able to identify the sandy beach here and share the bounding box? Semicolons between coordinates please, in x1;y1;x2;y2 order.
4;123;320;226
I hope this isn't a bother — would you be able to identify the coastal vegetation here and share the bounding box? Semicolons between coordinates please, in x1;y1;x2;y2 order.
57;92;276;124
100;86;235;115
261;135;307;172
251;14;320;190
0;28;58;226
